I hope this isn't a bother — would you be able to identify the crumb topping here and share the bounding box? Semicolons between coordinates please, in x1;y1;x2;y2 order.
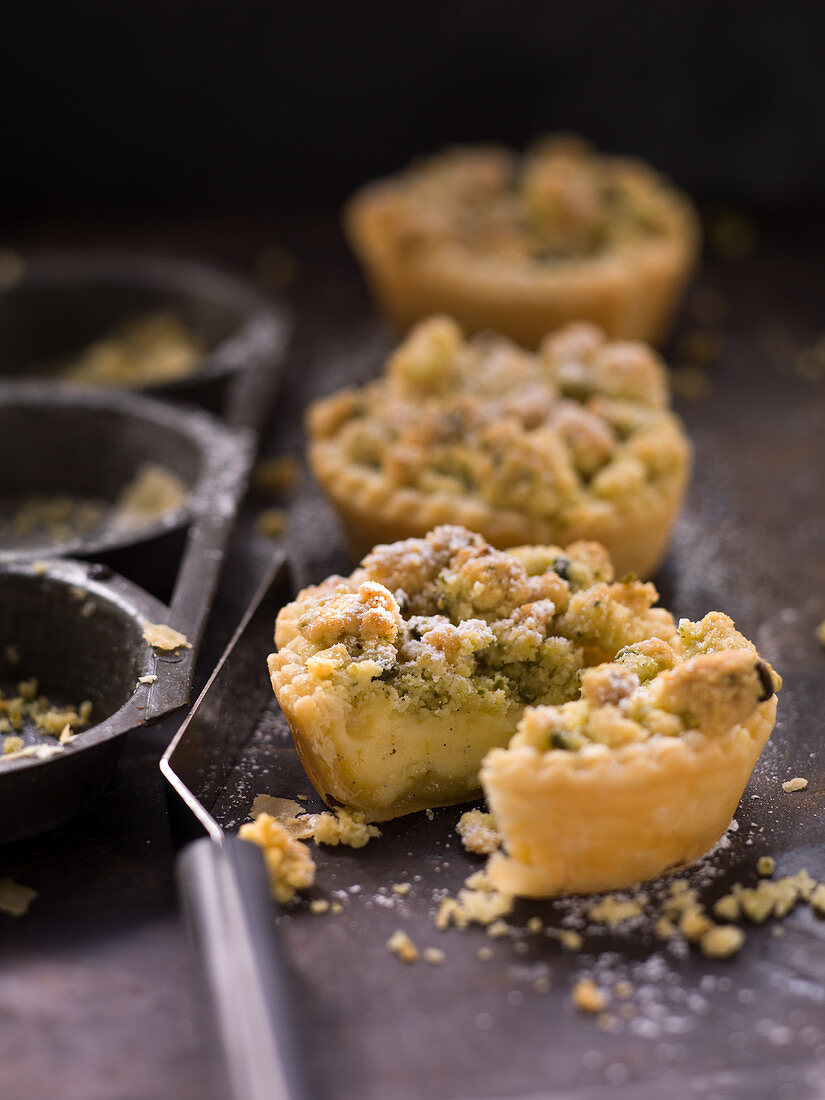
238;813;316;904
142;622;191;651
61;312;203;388
309;316;686;524
387;929;419;963
0;679;92;742
456;809;501;855
360;137;681;264
782;777;808;793
0;877;38;917
277;526;680;721
511;612;779;753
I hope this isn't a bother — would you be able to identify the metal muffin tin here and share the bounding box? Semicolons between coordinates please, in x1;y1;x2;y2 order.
0;253;289;843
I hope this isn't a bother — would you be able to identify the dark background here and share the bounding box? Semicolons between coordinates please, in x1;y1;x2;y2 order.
5;0;825;217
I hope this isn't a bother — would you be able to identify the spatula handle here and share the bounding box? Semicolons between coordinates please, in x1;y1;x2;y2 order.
177;835;311;1100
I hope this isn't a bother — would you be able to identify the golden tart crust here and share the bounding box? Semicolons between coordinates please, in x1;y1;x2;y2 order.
308;317;690;578
482;619;780;898
345;136;699;348
270;526;691;821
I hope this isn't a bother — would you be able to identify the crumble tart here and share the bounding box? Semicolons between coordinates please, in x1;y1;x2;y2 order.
268;526;680;821
308;316;690;577
345;136;699;348
482;614;780;897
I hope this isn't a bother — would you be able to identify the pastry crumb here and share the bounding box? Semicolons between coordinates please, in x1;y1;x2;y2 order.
478;946;494;961
456;809;500;855
572;978;607;1014
588;894;647;928
313;808;382;849
392;882;411;896
142;621;191;651
309;899;330;915
255;507;288;539
757;856;776;877
253;455;302;497
782;777;808;793
138;675;158;685
387;929;419;963
3;735;23;754
0;877;38;917
700;924;746;959
423;947;445;965
238;813;316;904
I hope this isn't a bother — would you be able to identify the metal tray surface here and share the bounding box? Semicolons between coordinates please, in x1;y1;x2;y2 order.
188;228;825;1100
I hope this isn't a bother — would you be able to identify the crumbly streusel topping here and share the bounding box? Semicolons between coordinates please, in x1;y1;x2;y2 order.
372;136;676;261
512;612;781;753
285;526;678;715
309;316;685;521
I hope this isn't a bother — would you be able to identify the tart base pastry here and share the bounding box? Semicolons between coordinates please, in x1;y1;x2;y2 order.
269;526;679;821
481;627;780;897
345;136;699;348
308;318;690;579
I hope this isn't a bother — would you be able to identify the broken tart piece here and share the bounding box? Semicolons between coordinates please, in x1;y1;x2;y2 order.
345;135;699;347
308;316;690;578
482;613;780;897
268;526;679;821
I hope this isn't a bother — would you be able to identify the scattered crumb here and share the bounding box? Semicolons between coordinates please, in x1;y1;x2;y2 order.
309;899;330;915
392;882;411;897
423;947;445;965
138;675;158;685
478;946;494;961
588;894;648;928
313;808;382;849
112;464;186;531
700;924;745;959
255;507;288;539
757;856;776;877
526;916;543;934
238;813;316;904
456;809;500;855
486;919;510;939
671;365;712;402
3;736;23;754
572;978;607;1014
142;622;191;651
387;929;419;963
251;795;318;839
253;455;302;497
0;877;38;917
31;561;49;575
435;881;513;931
557;929;583;952
0;681;92;743
331;902;343;914
782;777;808;793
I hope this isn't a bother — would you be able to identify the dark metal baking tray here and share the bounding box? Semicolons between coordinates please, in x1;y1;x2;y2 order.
155;218;825;1099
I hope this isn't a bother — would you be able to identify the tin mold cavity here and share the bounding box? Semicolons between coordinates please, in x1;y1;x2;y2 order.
0;570;146;742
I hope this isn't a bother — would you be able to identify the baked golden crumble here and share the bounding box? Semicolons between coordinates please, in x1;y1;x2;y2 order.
238;813;316;904
142;622;191;651
0;679;92;741
308;316;690;576
482;613;780;897
61;312;203;387
345;135;698;348
269;525;680;821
